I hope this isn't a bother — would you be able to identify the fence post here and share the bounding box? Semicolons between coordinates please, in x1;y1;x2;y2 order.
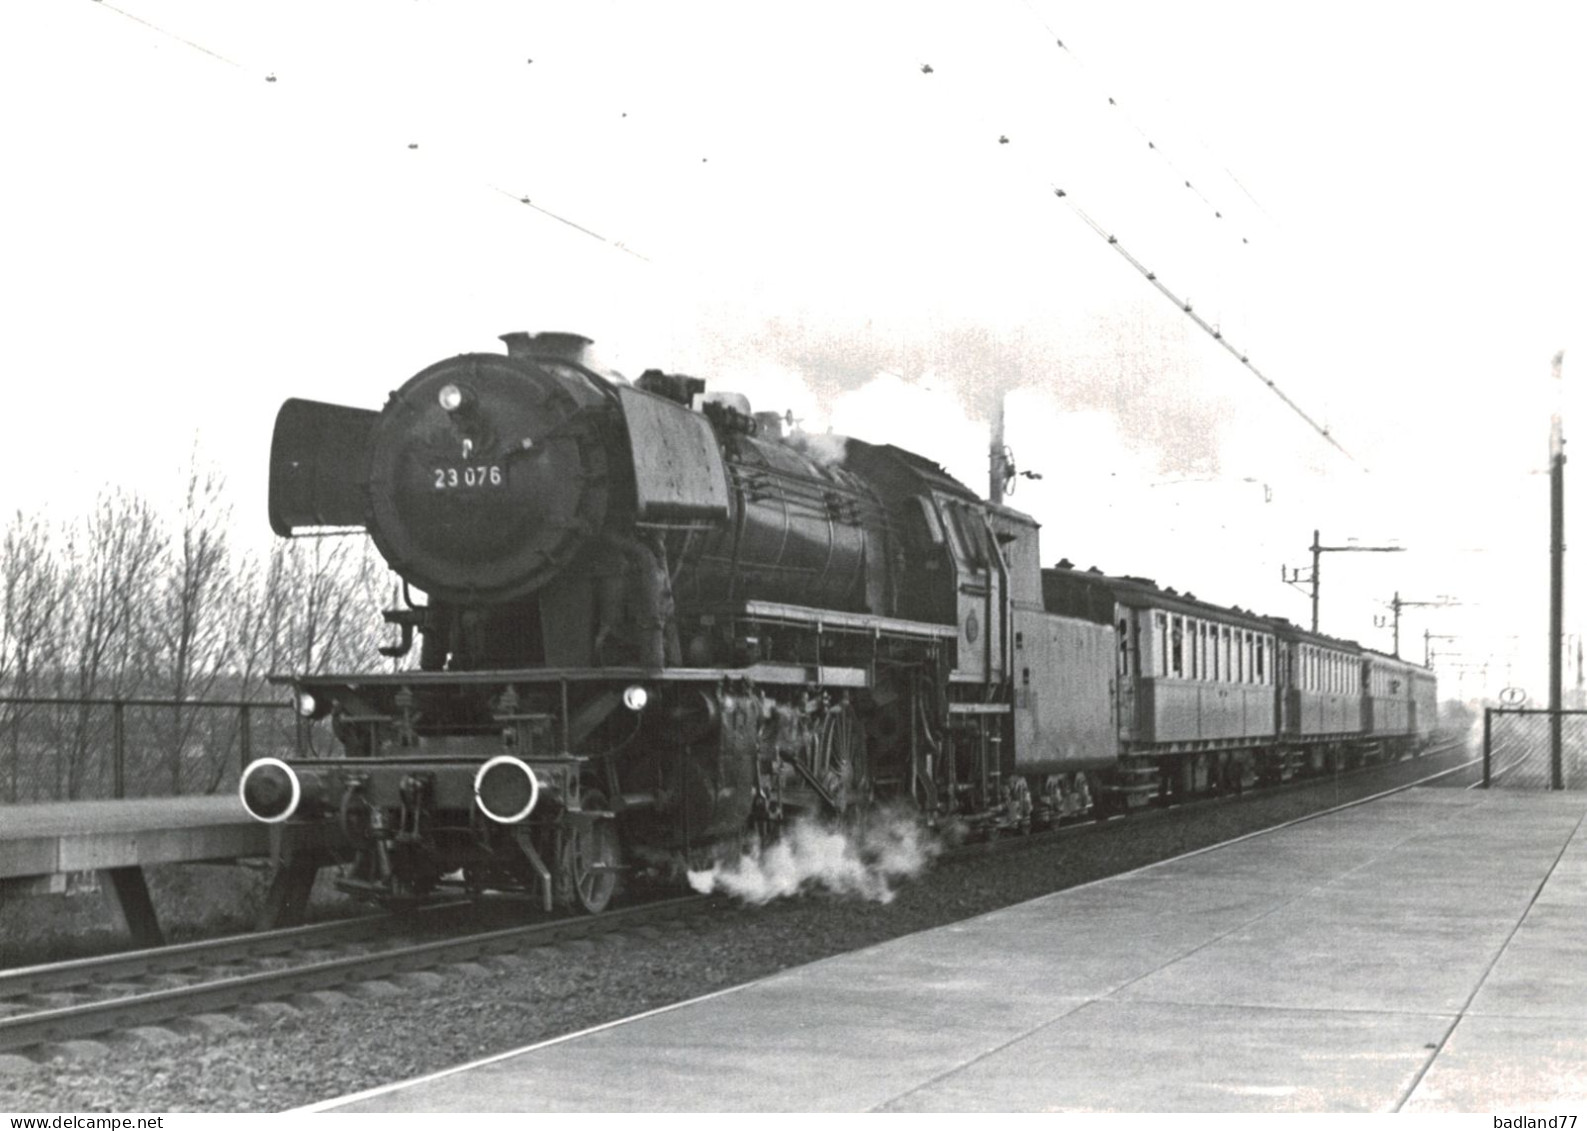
239;703;252;782
1482;707;1492;789
112;699;126;799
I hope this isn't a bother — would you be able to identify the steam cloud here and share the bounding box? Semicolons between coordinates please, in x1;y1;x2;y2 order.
784;429;849;468
687;808;942;905
745;308;1231;478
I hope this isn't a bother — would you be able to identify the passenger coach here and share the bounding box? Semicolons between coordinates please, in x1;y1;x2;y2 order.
1043;560;1438;805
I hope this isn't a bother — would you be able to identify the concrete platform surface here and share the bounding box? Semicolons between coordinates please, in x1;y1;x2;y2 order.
318;787;1587;1113
0;795;268;878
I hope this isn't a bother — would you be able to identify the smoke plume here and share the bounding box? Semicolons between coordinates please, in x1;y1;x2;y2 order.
687;807;942;905
739;307;1232;478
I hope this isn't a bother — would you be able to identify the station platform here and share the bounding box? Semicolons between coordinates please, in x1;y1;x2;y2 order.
0;796;269;946
318;786;1587;1113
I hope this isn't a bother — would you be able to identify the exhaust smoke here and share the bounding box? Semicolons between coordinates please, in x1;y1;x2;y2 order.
687;806;942;905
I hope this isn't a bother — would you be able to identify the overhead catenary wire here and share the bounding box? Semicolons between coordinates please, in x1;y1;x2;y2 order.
90;0;1346;466
1057;187;1356;464
910;54;1357;467
85;0;650;264
1015;0;1263;249
486;187;650;262
90;0;243;69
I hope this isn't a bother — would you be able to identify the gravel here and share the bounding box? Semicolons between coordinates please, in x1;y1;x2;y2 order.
0;749;1473;1113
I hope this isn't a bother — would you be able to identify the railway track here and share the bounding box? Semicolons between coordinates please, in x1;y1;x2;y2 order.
954;736;1475;864
0;894;717;1056
0;740;1473;1059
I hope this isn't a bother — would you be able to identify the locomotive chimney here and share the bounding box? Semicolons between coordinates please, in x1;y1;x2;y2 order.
499;331;595;365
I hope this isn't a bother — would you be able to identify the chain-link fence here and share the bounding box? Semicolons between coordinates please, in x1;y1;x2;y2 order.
1483;708;1587;789
0;697;301;803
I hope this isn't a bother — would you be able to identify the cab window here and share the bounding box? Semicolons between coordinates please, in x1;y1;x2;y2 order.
914;498;944;546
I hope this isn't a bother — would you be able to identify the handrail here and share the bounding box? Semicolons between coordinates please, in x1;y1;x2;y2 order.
0;696;290;709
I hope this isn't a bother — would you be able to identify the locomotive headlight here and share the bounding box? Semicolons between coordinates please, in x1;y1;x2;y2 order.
622;684;649;711
294;689;318;719
438;383;466;413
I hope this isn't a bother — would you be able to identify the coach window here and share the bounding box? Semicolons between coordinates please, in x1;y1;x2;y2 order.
1117;618;1130;676
1171;617;1184;678
1255;636;1266;684
1155;612;1169;677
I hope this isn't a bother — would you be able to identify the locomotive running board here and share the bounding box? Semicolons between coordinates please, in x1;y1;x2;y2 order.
721;599;959;641
273;664;871;689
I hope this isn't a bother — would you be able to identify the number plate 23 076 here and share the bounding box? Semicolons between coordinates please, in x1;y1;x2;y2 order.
433;465;504;490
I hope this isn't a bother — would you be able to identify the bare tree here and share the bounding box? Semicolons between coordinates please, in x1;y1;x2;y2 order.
58;489;164;798
1;511;65;801
270;535;394;676
153;454;234;792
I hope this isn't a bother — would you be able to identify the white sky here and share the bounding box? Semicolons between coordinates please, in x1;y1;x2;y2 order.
3;1;1582;701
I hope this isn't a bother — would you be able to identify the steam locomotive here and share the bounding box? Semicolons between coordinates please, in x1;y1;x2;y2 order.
241;331;1436;917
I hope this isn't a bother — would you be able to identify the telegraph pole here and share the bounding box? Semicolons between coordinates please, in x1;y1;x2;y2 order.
1424;631;1459;667
1283;531;1405;633
1549;351;1565;789
1375;593;1460;658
